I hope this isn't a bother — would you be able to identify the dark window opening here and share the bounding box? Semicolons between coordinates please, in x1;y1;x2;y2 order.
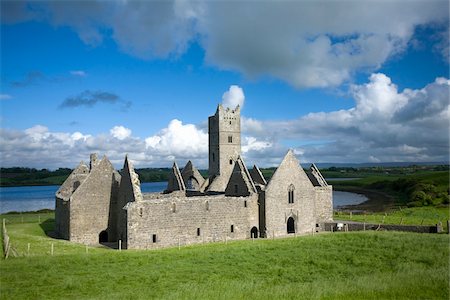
228;135;233;143
152;234;157;243
197;228;201;236
244;200;247;207
231;225;234;233
205;201;210;211
139;207;143;217
234;184;238;194
212;153;215;162
229;121;232;125
287;217;295;234
229;159;233;165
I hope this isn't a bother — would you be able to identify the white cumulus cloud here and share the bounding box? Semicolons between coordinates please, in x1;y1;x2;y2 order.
110;125;132;140
222;85;245;109
145;119;208;159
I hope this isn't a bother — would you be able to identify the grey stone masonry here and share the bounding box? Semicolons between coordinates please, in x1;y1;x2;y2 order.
181;160;205;191
66;156;120;245
126;193;259;249
264;150;317;237
55;102;333;250
207;104;241;192
165;162;186;193
225;156;256;197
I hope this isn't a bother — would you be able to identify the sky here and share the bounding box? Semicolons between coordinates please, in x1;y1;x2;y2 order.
0;0;449;170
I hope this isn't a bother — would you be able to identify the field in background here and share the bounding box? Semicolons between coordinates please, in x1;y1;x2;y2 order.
335;206;450;231
1;213;449;299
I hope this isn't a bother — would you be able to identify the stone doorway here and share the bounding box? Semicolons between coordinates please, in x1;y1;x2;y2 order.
99;230;108;243
287;217;295;234
250;226;258;238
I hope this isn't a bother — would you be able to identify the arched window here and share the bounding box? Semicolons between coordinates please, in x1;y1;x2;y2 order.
205;200;210;211
171;202;176;213
288;184;295;204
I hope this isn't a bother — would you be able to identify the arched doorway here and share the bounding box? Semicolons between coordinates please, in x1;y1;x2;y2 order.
250;226;258;238
99;230;108;243
287;217;295;234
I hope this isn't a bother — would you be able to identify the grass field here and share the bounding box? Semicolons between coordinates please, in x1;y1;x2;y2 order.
335;206;450;231
1;213;449;299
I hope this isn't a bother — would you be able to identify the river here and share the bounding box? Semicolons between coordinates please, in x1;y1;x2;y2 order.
0;182;367;213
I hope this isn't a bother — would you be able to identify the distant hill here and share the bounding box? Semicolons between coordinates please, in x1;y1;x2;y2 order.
307;162;449;168
1;163;448;187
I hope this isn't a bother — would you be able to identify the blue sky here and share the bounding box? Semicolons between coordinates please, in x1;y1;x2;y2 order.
0;0;449;169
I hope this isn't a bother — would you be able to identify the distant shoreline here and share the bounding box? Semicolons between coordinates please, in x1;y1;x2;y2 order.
334;186;394;212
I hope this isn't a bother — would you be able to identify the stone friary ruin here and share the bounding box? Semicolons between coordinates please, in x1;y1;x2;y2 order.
55;104;333;249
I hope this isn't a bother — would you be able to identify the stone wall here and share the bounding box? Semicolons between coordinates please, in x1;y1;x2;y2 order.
69;157;120;245
208;104;241;191
126;193;259;249
55;197;70;239
314;186;333;223
265;150;316;237
55;162;89;239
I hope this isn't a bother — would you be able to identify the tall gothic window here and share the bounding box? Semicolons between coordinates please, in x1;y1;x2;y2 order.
228;135;233;143
288;184;295;204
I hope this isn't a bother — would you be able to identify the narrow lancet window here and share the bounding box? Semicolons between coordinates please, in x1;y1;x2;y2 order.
288;184;295;204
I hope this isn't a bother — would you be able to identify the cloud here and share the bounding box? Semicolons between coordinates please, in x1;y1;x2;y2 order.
0;120;209;169
222;85;244;109
70;70;87;77
1;74;448;168
59;90;131;111
110;126;131;140
0;94;12;100
10;71;45;87
145;119;208;160
3;1;448;88
243;73;450;163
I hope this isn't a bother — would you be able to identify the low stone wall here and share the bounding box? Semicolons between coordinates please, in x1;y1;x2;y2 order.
324;221;443;233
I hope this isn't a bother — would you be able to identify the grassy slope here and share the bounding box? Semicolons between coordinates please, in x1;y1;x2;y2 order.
1;214;449;299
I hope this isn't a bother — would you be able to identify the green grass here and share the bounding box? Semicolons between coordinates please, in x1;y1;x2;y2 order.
1;213;449;299
335;206;450;230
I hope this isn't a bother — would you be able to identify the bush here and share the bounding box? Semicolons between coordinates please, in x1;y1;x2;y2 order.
407;201;423;207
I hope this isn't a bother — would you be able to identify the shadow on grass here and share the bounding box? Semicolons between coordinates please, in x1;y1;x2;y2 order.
38;218;62;239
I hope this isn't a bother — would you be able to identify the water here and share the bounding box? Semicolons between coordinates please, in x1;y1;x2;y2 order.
0;182;367;213
333;191;368;208
0;182;168;214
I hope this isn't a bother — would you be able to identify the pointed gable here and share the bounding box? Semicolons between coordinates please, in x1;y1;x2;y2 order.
250;164;267;186
119;155;143;203
181;160;205;191
307;163;328;187
56;161;89;200
266;150;313;191
165;162;186;193
225;156;256;196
